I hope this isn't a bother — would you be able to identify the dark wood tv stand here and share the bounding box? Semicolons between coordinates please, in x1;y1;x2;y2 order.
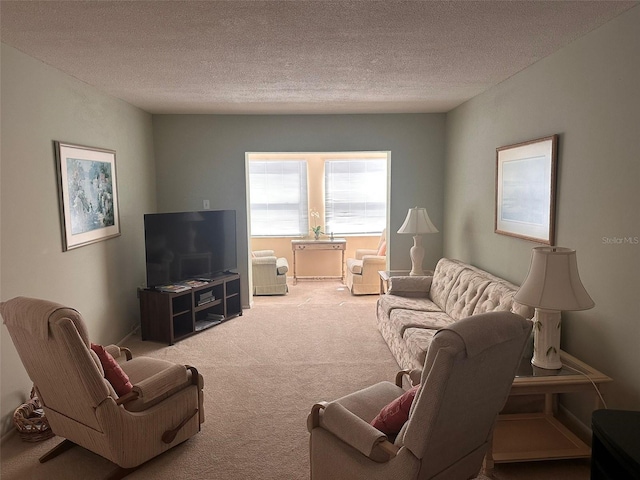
139;272;242;345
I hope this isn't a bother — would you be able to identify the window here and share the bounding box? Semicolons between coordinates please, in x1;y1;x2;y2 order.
249;160;308;236
325;159;387;235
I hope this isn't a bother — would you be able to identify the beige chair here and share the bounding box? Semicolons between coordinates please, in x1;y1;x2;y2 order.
252;249;289;295
1;296;204;480
308;311;532;480
345;229;387;295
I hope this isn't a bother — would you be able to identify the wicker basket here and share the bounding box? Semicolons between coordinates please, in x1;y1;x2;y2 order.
13;389;54;442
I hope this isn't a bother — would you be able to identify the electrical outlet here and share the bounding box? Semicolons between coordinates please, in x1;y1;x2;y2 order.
203;199;210;209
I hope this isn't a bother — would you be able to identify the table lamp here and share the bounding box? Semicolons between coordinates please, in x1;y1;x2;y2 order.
397;207;438;276
514;247;594;369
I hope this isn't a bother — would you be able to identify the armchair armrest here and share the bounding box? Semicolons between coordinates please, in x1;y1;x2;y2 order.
310;402;399;463
104;344;132;361
395;369;422;387
275;257;289;274
355;248;378;260
252;255;277;266
387;276;433;298
361;255;386;267
253;250;275;258
117;365;201;407
132;363;189;401
395;369;411;387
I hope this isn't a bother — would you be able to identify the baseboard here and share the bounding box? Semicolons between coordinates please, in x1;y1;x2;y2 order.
558;404;592;446
1;427;17;445
118;325;140;346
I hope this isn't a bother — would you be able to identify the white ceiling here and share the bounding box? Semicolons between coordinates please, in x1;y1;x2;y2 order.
1;1;637;114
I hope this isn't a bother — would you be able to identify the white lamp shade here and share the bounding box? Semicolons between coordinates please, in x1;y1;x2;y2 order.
397;207;438;234
515;247;594;311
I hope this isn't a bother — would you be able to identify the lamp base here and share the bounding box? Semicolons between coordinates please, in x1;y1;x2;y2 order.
409;235;425;276
531;308;563;370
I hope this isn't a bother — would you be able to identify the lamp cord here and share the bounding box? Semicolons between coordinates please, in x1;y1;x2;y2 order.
561;363;608;409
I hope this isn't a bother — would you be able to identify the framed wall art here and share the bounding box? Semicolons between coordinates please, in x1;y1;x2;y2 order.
55;141;120;251
495;135;558;245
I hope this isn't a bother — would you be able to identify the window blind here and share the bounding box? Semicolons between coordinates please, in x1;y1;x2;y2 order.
324;159;387;235
249;160;308;236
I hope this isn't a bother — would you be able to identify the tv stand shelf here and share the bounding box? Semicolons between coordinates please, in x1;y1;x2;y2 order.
139;272;242;345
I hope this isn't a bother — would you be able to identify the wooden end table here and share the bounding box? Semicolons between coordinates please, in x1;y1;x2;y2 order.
485;350;612;469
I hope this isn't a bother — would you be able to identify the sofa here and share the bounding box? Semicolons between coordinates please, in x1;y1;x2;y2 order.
376;257;534;371
252;250;289;295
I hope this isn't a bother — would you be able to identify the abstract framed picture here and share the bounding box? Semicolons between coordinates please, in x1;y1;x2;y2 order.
495;135;558;245
55;142;120;251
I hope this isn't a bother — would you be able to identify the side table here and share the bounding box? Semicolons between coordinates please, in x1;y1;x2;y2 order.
591;409;640;479
485;350;612;468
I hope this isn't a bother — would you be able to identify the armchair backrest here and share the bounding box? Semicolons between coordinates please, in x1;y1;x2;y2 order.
377;229;387;252
398;311;532;479
1;297;111;432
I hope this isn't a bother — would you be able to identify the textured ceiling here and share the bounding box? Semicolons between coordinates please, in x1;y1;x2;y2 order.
1;1;637;114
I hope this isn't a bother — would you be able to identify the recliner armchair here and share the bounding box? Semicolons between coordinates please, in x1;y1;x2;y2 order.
252;249;289;295
346;229;387;295
1;296;204;480
308;311;532;480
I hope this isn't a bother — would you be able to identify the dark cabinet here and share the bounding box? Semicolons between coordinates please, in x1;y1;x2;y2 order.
591;409;640;480
139;273;242;345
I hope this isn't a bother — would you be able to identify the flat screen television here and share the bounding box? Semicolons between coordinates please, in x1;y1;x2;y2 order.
144;210;237;288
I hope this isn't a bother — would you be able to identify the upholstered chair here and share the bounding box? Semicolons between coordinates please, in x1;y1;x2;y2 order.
308;311;532;480
1;297;205;480
252;249;289;295
345;229;387;295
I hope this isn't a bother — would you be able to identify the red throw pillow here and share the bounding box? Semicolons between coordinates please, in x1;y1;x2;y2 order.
370;384;420;435
90;343;133;396
377;241;387;256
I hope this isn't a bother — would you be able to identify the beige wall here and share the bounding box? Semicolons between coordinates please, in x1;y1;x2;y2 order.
445;6;640;425
0;45;156;434
152;114;446;306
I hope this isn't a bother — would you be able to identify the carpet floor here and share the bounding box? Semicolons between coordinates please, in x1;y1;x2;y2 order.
1;280;589;479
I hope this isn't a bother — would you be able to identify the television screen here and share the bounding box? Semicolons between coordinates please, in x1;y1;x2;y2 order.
144;210;237;287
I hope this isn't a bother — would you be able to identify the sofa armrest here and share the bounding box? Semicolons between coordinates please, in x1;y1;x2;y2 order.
387;276;433;297
355;248;378;260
